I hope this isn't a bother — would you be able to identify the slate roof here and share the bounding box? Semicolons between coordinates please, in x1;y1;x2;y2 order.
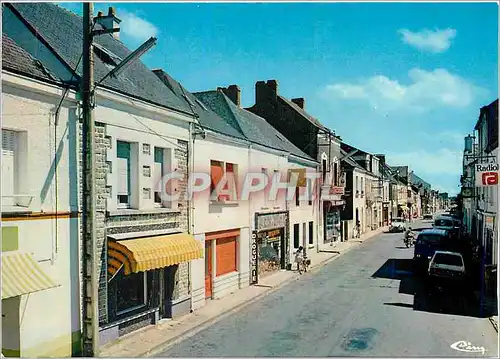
2;34;61;83
277;95;328;131
5;2;194;116
194;90;316;163
153;70;246;140
340;149;368;173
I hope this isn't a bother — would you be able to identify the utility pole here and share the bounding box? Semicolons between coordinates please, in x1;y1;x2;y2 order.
81;2;99;356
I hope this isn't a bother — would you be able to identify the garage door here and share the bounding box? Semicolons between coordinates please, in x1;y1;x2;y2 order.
216;237;237;277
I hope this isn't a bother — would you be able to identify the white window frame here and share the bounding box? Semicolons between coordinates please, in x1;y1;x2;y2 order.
2;129;31;209
116;140;132;209
210;160;238;202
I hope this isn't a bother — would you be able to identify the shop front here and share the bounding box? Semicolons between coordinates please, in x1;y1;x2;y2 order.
382;202;390;226
102;233;202;342
324;201;344;244
251;211;289;285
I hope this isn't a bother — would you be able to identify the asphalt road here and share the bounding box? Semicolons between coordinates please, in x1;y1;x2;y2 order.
160;220;498;357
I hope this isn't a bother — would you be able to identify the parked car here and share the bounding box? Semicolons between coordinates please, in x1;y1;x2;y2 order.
432;216;460;238
389;217;406;233
413;228;450;273
428;251;466;289
423;214;433;220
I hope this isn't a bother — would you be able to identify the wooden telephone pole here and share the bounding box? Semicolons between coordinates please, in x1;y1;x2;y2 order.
81;2;99;356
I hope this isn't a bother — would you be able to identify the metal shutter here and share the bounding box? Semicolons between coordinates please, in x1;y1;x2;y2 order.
215;237;237;276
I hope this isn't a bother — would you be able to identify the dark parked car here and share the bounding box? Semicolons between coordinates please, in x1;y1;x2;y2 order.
413;228;450;274
423;214;433;220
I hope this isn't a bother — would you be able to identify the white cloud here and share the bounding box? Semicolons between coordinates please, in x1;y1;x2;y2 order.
386;148;462;176
323;68;485;113
119;11;158;42
398;28;456;53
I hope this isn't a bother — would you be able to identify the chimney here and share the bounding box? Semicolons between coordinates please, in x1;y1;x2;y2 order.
218;85;241;107
291;98;305;109
255;80;278;107
95;7;121;40
267;79;278;93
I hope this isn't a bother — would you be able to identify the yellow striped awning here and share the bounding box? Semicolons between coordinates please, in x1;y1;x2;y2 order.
107;233;203;277
1;251;59;300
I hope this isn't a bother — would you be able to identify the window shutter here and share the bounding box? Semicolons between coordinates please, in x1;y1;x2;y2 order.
2;130;16;204
117;158;129;195
216;237;237;276
210;161;224;196
153;162;163;194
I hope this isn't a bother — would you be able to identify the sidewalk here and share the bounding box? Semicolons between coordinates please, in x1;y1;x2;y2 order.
99;226;388;357
472;291;499;333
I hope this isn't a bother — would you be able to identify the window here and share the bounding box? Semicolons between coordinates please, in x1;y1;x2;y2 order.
322;159;327;183
2;129;18;206
115;270;147;315
294;223;300;249
356;176;359;193
142;143;151;155
153;147;164;205
210;160;237;201
307;179;312;205
361;178;364;194
333;162;338;186
309;221;314;245
302;223;307;248
295;186;300;206
116;141;131;208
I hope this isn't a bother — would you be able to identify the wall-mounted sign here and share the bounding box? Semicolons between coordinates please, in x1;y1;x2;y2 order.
461;187;474;198
329;186;345;195
475;164;499;187
256;212;287;232
250;231;258;285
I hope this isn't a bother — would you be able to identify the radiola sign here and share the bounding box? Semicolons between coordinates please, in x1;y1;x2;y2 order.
475;163;499;187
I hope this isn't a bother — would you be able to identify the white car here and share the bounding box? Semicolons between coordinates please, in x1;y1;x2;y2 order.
428;250;466;280
389;217;406;233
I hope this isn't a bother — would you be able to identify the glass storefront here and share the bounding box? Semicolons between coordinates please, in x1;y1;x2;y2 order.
257;228;283;278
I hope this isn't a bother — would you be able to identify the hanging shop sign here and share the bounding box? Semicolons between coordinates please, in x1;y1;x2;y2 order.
250;231;258;285
475;164;499;187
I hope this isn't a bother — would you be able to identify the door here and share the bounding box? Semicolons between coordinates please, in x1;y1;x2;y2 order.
205;240;212;299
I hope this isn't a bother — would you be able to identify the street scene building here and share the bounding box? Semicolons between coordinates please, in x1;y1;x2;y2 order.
1;2;497;358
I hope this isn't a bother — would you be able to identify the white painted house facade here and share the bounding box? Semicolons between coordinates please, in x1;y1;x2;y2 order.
2;44;82;357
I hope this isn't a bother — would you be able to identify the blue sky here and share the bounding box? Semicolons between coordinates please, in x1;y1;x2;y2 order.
59;1;498;195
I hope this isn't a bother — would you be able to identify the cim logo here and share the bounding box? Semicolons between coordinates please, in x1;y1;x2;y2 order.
482;172;498;185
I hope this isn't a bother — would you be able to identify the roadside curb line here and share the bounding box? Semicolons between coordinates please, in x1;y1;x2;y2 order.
144;253;343;357
144;272;301;357
118;228;387;357
489;317;498;333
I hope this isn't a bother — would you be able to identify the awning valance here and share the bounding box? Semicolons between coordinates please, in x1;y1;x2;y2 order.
107;233;203;277
1;251;59;299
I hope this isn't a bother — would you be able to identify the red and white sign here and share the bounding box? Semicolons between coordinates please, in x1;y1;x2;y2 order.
475;164;499;187
329;186;345;195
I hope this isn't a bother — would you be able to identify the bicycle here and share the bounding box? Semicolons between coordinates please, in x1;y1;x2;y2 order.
297;255;311;274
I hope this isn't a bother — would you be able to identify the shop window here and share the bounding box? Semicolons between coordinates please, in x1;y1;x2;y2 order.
293;223;300;248
115;269;147;315
309;221;314;245
216;237;237;276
